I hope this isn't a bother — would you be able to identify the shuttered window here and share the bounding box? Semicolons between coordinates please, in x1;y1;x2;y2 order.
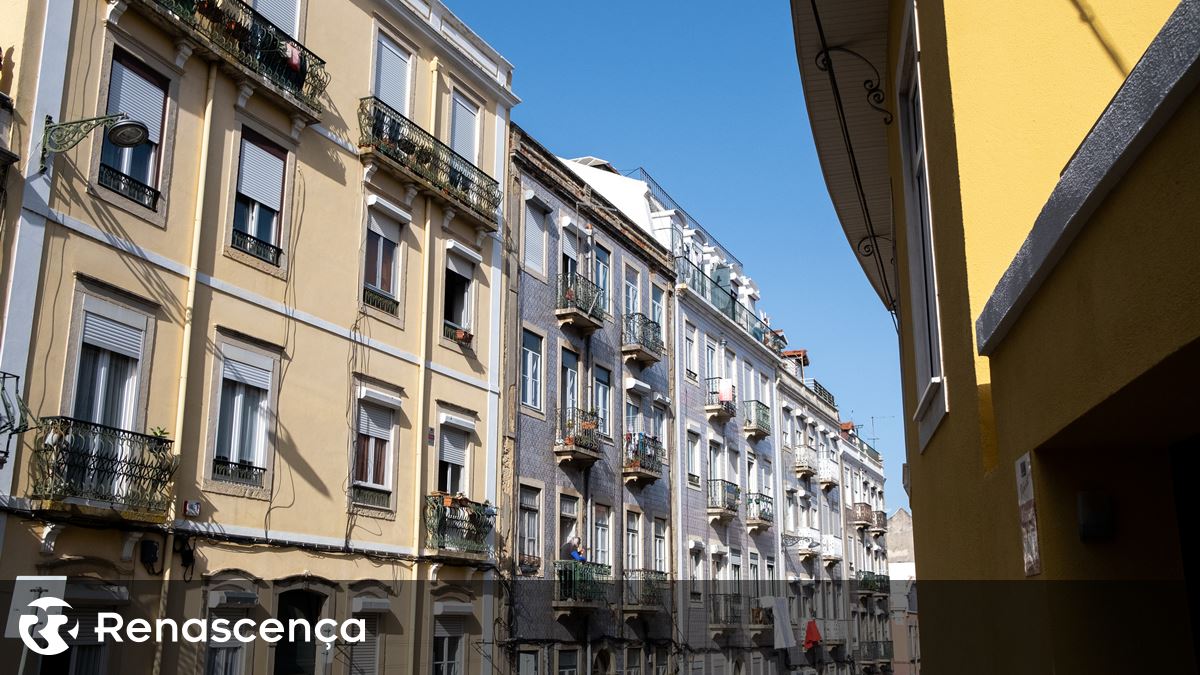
520;330;542;409
102;52;166;191
215;346;275;472
374;35;410;115
253;0;298;36
355;401;392;488
348;615;378;675
450;91;478;163
109;59;165;144
439;427;468;466
523;204;546;274
82;311;143;359
237;136;285;212
207;609;247;675
562;229;578;263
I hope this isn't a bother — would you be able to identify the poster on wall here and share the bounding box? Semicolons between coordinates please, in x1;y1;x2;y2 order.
1016;453;1041;576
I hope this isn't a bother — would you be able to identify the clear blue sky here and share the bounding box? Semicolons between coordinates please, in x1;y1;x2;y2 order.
452;1;908;511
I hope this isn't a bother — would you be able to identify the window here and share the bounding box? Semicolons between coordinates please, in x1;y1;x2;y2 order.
519;486;540;562
625;399;640;435
594;366;611;435
348;613;380;675
684;323;698;377
562;229;581;277
213;344;274;487
559;494;578;555
101;51;166;207
593;504;611;565
354;401;393;492
518;651;540;675
626;647;642;675
432;629;463;675
438;426;468;494
625;511;641;570
233;131;286;265
443;255;473;332
364;211;401;309
523;203;547;274
708;441;722;481
624;266;640;316
650;286;665;339
687;432;701;484
653;647;668;675
560;349;580;414
73;305;144;431
594;246;611;312
557;649;579;675
899;17;947;447
690;552;704;602
206;609;246;675
651;406;665;443
520;331;543;409
653;519;667;572
705;340;717;381
450;91;480;165
374;33;410;115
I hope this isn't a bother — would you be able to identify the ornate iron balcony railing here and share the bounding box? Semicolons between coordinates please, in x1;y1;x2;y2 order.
149;0;328;109
622;312;663;357
743;400;771;436
703;377;736;415
749;598;775;626
624;568;668;606
623;432;664;475
231;229;281;266
708;592;743;625
557;273;608;322
442;321;474;346
852;502;874;526
30;417;176;514
675;257;785;355
871;510;888;532
212;457;266;487
746;493;774;522
805;378;837;408
561;407;600;451
707;478;739;512
357;96;500;224
424;494;495;555
351;484;390;509
553;560;612;603
98;163;160;211
362;286;398;315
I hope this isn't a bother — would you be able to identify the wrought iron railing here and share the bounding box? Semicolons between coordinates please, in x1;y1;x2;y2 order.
706;478;739;512
804;378;837;408
855;570;880;594
743;400;771;435
213;457;266;487
557;273;608;323
357;96;500;223
362;286;398;315
708;592;743;625
560;407;600;451
875;640;894;659
749;598;775;626
871;510;888;532
30;417;175;513
623;569;668;607
675;257;785;355
98;163;161;210
518;554;541;574
553;560;612;603
148;0;328;109
351;484;390;509
622;313;663;357
703;377;736;416
623;432;664;476
852;502;874;526
443;321;474;346
424;494;495;555
746;493;774;522
231;229;282;265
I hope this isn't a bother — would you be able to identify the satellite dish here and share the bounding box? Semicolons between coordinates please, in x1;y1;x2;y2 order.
107;119;149;148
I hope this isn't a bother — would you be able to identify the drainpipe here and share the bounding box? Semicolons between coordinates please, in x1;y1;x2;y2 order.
151;60;217;675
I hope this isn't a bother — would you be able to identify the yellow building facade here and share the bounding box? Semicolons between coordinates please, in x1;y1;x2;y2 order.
793;0;1199;673
0;0;516;673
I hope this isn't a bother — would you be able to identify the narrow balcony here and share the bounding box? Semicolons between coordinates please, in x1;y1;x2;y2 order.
870;510;888;535
742;400;771;440
854;570;878;596
231;228;282;266
706;479;740;524
552;560;612;618
98;163;160;211
820;534;843;566
554;273;608;334
423;493;495;560
621;313;664;365
622;432;664;485
553;408;603;466
30;417;176;522
852;502;873;529
855;640;881;665
745;493;774;533
748;599;775;642
876;640;894;661
872;574;891;598
132;0;328;118
707;592;743;638
818;459;840;490
357;96;501;228
793;447;816;478
703;377;736;422
212;457;267;487
442;321;474;348
350;484;390;509
622;569;668;616
362;285;398;315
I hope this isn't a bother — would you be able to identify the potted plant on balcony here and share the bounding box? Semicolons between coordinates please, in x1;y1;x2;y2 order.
453;328;473;345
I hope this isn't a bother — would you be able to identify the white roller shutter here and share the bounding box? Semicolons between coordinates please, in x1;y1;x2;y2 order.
253;0;298;37
357;402;392;440
374;36;410;115
348;615;379;675
237;138;285;211
108;60;165;144
562;230;578;262
434;615;464;637
367;211;401;243
447;252;474;279
439;427;468;467
523;204;545;273
449;92;478;162
223;358;272;391
82;311;143;359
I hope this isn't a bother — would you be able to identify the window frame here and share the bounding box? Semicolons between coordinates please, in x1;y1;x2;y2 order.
352;396;396;494
522;198;549;278
520;328;545;411
449;86;482;166
203;332;281;499
225;123;294;276
442;249;477;335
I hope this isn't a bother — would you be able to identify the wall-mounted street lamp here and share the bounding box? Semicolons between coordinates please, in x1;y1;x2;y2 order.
40;113;149;172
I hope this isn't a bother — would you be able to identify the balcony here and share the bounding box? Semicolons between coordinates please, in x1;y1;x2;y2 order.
623;569;668;615
358;97;500;228
794;447;816;478
742;400;771;440
212;457;266;487
350;484;390;509
442;321;474;348
821;618;848;644
362;286;398;315
131;0;328;118
854;640;880;664
29;417;176;522
98;164;160;211
674;257;786;356
852;502;873;529
707;592;743;638
745;493;774;533
818;459;840;490
231;228;282;266
870;510;888;535
554;273;608;333
622;432;664;485
553;408;603;465
706;479;740;523
872;574;891;597
552;560;612;617
621;313;664;365
423;494;495;559
820;534;843;565
794;528;822;561
748;599;775;641
703;377;736;422
855;570;880;596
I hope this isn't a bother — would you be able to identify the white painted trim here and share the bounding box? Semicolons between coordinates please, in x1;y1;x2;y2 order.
171;519;417;557
438;412;475;432
445;238;483;264
309;124;357;154
359;386;404;410
368;194;412;224
433;600;474;615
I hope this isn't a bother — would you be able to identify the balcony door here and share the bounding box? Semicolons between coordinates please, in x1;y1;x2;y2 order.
254;0;299;37
561;350;579;415
374;34;410;116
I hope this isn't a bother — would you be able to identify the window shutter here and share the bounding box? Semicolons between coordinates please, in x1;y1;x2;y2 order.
449;93;478;161
223;357;272;391
519;486;539;509
439;427;468;467
523;205;545;273
367;211;401;243
562;230;578;262
447;252;474;279
82;311;143;359
237;138;285;212
108;61;165;144
434;615;464;637
253;0;298;36
374;36;410;115
357;402;392;440
348;615;379;675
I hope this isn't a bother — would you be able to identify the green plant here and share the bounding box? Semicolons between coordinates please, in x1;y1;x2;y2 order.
150;426;170;438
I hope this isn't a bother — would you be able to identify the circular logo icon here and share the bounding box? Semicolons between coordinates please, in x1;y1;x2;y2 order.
18;597;79;656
